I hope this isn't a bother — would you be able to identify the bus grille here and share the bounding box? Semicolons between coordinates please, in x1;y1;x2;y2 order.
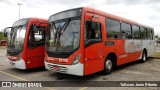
47;64;68;73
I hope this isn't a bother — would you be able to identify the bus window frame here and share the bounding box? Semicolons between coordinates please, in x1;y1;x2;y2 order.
85;20;103;47
147;28;153;40
140;27;148;40
132;24;141;39
120;21;132;39
28;23;46;49
105;18;121;40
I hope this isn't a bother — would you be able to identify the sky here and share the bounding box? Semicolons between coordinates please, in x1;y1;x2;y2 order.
0;0;160;35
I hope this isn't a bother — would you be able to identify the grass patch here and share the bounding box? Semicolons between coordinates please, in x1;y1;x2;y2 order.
151;52;160;58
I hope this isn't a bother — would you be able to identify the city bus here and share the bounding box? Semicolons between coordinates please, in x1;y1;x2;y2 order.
44;7;155;76
4;17;48;69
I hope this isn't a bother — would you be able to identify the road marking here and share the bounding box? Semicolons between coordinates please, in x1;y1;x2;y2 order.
79;87;88;90
0;70;55;90
0;70;28;81
28;73;47;78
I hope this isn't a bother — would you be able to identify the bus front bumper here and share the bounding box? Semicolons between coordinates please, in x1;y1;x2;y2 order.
44;61;84;76
6;58;26;69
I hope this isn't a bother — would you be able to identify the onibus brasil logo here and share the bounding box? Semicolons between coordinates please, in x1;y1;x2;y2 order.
1;82;42;87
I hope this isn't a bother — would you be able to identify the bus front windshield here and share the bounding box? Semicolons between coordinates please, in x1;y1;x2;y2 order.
46;18;81;53
8;26;26;51
7;19;28;55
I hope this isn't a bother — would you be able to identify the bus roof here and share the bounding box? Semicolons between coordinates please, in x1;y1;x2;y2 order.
13;17;47;24
82;7;153;29
12;17;47;26
48;7;153;29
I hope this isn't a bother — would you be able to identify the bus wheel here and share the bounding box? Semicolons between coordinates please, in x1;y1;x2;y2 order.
103;56;113;75
140;51;147;63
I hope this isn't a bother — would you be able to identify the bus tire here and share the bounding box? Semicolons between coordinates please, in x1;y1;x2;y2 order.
103;56;113;75
140;51;147;63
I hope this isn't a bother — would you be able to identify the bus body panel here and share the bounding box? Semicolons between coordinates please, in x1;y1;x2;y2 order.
105;39;127;66
45;60;84;76
6;57;26;69
84;43;104;75
142;40;155;57
26;46;45;69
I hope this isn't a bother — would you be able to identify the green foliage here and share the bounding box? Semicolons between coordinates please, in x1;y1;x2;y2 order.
0;33;8;41
155;35;160;40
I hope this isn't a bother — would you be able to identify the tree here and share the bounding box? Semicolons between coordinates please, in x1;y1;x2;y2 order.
0;33;8;41
155;35;160;46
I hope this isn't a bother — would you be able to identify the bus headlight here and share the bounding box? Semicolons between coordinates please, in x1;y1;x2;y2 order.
72;54;81;65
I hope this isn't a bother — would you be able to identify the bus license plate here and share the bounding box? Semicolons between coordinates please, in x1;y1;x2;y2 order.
53;65;60;71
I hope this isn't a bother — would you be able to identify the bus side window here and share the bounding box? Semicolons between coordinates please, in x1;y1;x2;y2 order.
28;25;46;48
140;27;147;39
85;21;102;41
106;18;120;39
132;25;140;39
151;29;154;40
121;22;132;39
147;29;153;40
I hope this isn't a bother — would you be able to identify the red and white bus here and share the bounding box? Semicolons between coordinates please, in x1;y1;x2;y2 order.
4;17;48;69
45;7;155;76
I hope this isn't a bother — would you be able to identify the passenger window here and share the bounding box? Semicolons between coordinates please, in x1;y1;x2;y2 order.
132;25;140;39
147;29;153;40
140;27;147;39
106;18;120;39
121;22;132;39
28;25;46;48
85;21;102;41
151;29;154;40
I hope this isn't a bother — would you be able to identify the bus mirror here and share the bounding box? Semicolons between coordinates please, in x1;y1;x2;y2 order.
3;27;13;37
3;31;7;37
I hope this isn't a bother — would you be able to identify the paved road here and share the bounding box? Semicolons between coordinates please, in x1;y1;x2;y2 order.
0;47;160;90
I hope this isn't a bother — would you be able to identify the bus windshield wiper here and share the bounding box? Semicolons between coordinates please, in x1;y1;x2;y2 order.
52;19;71;52
59;19;71;35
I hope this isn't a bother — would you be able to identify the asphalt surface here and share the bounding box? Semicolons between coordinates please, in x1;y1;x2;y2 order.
0;47;160;90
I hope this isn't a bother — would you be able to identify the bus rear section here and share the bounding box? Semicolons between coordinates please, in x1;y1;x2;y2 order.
45;7;155;76
5;17;48;69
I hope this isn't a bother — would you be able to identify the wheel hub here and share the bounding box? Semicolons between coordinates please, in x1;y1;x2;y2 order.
105;59;112;70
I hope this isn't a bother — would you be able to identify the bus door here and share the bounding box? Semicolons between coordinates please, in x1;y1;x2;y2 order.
26;23;46;68
84;12;104;75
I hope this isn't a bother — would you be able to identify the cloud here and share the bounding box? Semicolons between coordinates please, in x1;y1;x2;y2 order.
0;0;13;5
44;0;87;6
0;0;160;35
104;0;160;6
